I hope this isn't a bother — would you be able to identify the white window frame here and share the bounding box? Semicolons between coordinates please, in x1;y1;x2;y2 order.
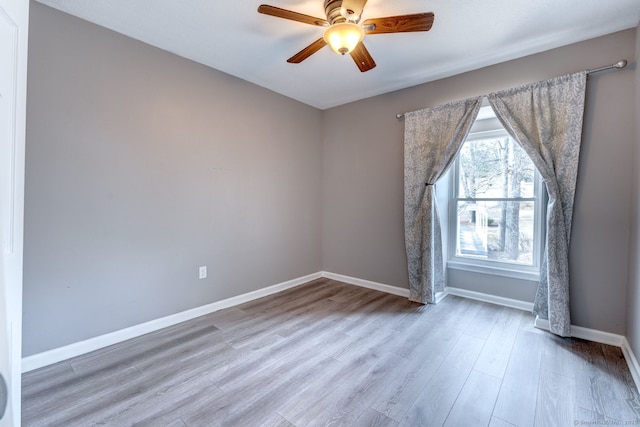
446;123;546;282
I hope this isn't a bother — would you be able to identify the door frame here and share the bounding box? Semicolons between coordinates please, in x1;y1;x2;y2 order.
0;0;28;425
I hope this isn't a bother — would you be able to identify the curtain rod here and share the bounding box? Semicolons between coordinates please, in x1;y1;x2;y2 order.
395;59;628;120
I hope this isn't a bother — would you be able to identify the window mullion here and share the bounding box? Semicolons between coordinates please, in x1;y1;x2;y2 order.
455;197;536;202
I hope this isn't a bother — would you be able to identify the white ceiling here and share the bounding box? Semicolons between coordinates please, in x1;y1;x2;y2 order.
35;0;640;110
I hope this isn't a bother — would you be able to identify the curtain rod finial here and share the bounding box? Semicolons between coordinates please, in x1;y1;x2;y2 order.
615;59;628;69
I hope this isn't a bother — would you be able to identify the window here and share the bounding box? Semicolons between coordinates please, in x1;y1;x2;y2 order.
447;106;545;279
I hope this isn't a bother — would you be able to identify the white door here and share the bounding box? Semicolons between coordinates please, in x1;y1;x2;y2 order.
0;0;28;425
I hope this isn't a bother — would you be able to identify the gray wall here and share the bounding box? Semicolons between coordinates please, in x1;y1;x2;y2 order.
322;29;637;334
626;24;640;358
23;3;323;356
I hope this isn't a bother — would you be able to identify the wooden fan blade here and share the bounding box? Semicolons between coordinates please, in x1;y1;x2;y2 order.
258;5;328;27
287;38;328;63
350;42;376;72
340;0;368;22
363;12;434;34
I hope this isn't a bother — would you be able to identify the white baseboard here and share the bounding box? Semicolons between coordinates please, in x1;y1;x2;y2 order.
445;286;534;312
533;316;625;346
321;271;410;298
622;338;640;393
22;272;322;372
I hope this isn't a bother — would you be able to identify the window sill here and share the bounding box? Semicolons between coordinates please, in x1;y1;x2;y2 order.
447;259;540;282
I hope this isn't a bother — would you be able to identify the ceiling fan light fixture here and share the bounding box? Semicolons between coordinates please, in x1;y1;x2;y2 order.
323;22;364;55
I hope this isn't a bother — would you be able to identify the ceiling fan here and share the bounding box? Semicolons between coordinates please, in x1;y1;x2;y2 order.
258;0;435;72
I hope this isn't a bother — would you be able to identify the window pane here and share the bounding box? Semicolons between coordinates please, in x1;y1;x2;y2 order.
456;200;535;265
458;137;535;198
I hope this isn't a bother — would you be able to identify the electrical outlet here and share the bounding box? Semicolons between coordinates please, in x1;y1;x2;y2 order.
199;266;207;279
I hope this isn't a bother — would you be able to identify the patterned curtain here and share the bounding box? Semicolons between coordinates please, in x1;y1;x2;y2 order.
488;72;587;337
404;97;482;303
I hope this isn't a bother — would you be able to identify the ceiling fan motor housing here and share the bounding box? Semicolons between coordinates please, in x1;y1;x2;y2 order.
324;0;347;24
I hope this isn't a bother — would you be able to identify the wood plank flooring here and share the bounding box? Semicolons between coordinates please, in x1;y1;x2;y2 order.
22;278;640;426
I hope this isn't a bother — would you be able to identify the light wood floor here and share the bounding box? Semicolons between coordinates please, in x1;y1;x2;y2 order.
22;278;640;426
